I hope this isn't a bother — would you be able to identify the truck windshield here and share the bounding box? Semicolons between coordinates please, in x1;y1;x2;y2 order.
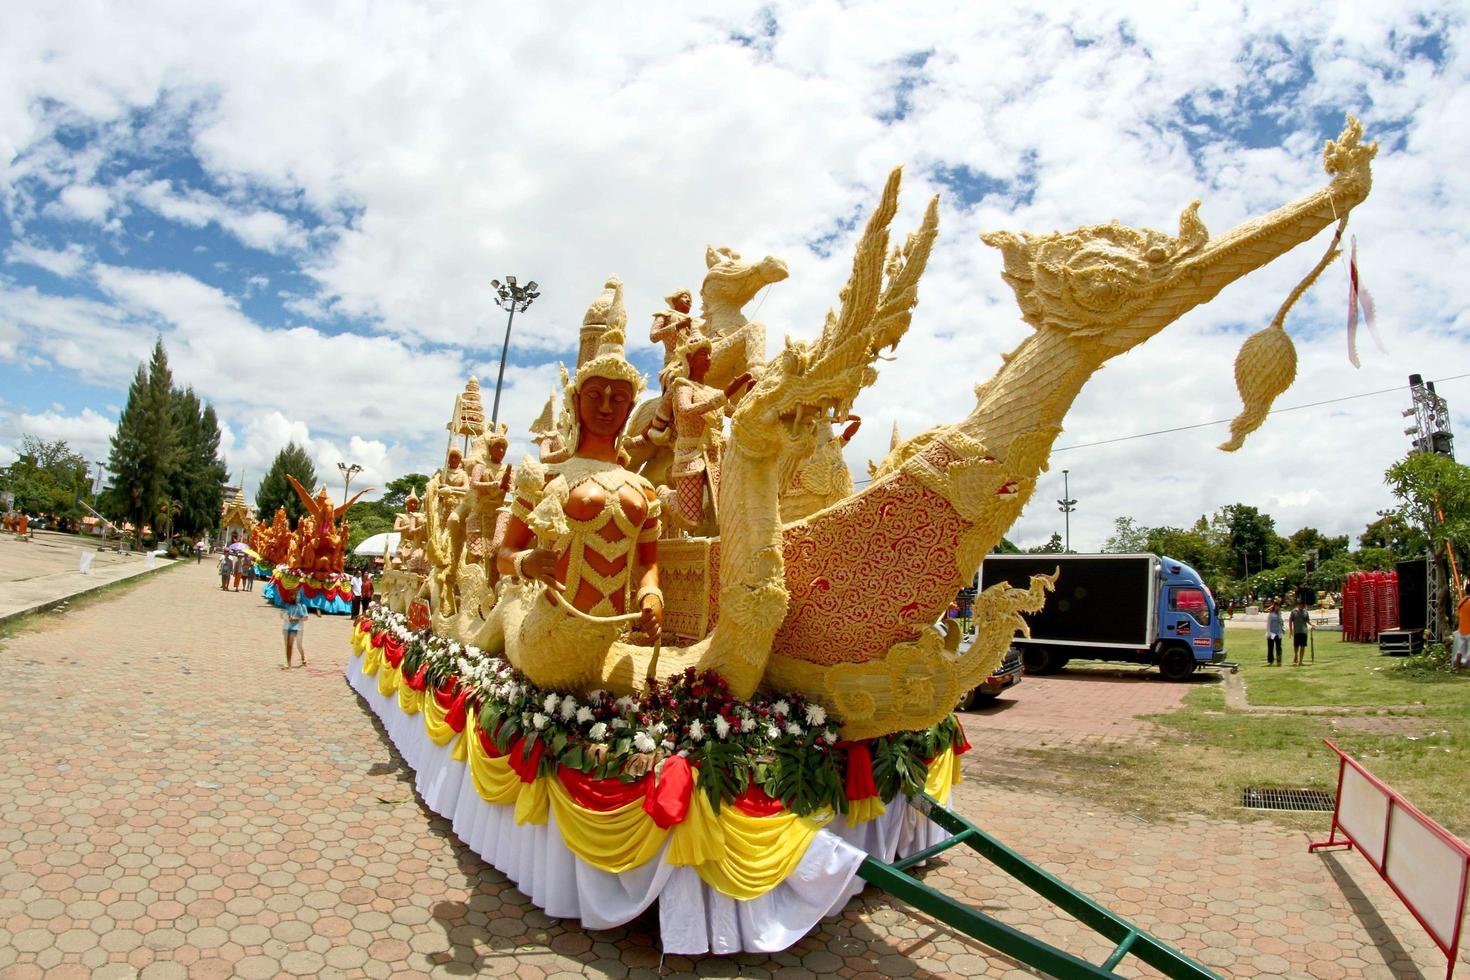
1169;587;1212;626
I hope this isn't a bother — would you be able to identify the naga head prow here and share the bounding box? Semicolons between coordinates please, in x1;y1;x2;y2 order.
979;115;1376;366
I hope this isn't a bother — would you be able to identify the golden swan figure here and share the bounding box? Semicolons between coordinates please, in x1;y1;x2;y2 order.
433;117;1376;740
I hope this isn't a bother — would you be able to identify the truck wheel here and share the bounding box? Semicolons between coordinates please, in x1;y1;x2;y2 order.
1160;647;1196;682
1022;648;1060;675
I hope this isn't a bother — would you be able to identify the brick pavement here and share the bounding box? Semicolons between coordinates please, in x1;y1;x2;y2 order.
958;666;1201;751
0;560;1462;978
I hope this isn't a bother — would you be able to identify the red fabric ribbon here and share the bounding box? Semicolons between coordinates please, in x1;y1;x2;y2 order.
506;737;546;783
476;726;503;759
383;636;404;667
952;718;971;756
840;741;879;801
733;782;786;817
642;755;693;829
559;766;650;812
405;665;429;692
370;631;386;649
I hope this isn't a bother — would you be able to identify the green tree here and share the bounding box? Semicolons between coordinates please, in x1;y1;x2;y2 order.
1286;526;1349;563
1026;531;1065;554
256;442;318;522
1103;516;1149;553
1219;503;1280;578
106;341;180;543
1359;509;1425;559
1385;452;1470;555
166;388;228;539
381;473;430;512
0;436;92;523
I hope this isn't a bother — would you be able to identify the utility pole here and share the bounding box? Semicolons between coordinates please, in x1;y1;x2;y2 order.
1057;469;1077;553
338;461;362;503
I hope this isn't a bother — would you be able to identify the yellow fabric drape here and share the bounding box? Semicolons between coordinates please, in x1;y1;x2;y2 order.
514;777;549;826
692;806;833;901
350;625;365;656
847;796;887;826
397;682;424;716
421;691;465;754
376;660;401;696
360;641;383;677
924;747;960;805
546;779;668;872
465;725;524;807
667;770;726;867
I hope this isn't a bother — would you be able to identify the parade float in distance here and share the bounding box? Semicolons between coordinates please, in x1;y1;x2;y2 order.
348;118;1377;953
252;477;370;614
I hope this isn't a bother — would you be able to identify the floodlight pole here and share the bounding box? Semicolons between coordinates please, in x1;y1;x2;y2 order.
490;276;541;425
1057;469;1077;553
338;461;362;502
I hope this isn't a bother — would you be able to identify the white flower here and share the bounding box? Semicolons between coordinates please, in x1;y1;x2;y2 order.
713;716;731;739
559;695;578;720
589;722;608;741
772;699;790;717
576;706;594;724
652;722;667;735
804;704;827;726
785;722;802;737
766;725;781;740
532;712;549;730
611;718;628;730
688;719;706;742
821;731;838;745
544;693;560;714
633;731;656;753
741;717;756;733
615;695;637;712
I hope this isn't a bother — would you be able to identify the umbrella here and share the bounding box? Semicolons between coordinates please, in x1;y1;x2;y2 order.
227;541;249;552
354;531;401;556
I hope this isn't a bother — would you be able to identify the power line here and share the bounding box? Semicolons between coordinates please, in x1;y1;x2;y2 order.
1053;372;1470;453
850;371;1470;487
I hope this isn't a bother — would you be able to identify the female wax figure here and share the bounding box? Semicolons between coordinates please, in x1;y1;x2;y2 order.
475;326;664;692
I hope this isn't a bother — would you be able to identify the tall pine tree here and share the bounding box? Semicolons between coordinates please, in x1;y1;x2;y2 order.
256;442;318;522
168;387;228;537
106;339;227;545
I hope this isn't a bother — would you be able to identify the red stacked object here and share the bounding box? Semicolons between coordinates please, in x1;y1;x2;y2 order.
1340;569;1400;642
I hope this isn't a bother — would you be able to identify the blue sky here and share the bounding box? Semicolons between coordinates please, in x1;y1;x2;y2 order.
2;2;1467;548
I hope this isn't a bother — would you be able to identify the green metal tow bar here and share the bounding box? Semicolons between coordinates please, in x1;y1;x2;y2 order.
856;794;1219;979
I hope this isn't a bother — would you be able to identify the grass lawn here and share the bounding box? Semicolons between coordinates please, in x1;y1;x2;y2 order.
1006;629;1470;836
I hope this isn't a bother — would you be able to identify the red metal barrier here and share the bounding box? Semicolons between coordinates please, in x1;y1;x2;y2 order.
1310;739;1470;979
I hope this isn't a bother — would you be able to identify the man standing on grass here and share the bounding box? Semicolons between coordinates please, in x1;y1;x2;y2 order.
1289;599;1312;666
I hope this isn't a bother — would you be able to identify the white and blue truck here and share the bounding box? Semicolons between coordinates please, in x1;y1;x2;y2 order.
979;553;1228;681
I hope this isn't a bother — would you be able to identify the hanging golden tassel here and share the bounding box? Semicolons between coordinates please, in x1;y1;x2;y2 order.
1219;216;1348;452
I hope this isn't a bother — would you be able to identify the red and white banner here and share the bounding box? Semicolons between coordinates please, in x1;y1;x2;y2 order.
1311;739;1470;979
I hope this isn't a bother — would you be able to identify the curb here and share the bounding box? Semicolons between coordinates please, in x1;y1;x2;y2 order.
0;558;180;629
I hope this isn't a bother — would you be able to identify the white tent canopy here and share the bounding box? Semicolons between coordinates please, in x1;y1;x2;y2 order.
353;531;401;556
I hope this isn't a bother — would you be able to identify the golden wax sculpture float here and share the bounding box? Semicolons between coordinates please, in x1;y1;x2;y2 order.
391;118;1376;740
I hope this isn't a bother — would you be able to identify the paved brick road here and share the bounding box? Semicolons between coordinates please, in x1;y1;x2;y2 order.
959;666;1200;750
0;561;1460;978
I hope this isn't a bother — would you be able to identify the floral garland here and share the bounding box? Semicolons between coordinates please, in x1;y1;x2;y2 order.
361;605;965;817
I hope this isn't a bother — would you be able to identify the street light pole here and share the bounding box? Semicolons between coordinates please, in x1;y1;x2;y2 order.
489;276;541;425
338;461;362;503
1057;468;1077;553
91;460;105;497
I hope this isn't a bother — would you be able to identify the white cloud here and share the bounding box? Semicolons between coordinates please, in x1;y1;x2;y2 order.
0;1;1467;551
0;406;116;466
5;241;88;277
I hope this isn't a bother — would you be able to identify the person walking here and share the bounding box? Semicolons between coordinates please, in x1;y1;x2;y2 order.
349;571;363;619
1454;590;1470;672
243;559;255;593
1265;602;1283;665
217;551;231;591
280;588;308;668
1288;599;1312;666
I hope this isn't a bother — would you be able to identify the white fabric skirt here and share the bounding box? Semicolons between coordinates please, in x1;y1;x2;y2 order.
345;658;949;954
